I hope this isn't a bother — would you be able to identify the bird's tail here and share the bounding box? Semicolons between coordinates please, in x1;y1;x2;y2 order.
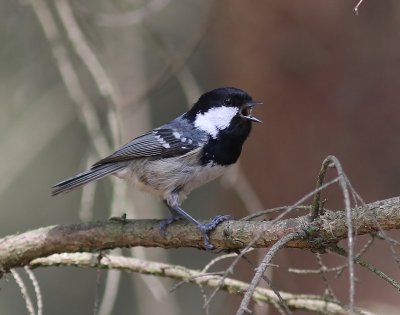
51;164;124;196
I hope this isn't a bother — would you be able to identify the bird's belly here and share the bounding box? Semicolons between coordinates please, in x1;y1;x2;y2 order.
115;157;229;200
178;162;228;197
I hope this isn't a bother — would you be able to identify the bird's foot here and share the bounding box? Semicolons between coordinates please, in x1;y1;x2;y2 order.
198;214;233;250
159;216;182;237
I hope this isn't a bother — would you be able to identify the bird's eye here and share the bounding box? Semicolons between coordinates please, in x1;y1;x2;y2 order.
224;97;232;106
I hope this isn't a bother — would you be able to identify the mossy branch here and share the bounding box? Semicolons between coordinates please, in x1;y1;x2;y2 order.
28;252;373;315
0;196;399;274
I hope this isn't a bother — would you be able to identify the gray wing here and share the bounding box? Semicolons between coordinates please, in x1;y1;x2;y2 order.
93;128;201;166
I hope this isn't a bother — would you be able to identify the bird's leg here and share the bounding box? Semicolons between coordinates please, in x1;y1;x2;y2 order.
159;206;183;237
161;196;232;250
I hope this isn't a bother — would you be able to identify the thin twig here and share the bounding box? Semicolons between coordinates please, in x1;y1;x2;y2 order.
324;156;355;312
354;0;365;15
289;235;375;281
10;269;36;315
310;157;332;220
316;253;337;300
199;284;210;315
239;254;292;315
375;233;400;269
357;188;400;271
236;231;305;315
24;267;43;315
172;251;250;299
340;177;400;280
242;206;310;221
356;235;375;258
330;245;400;292
289;266;344;275
202;252;245;273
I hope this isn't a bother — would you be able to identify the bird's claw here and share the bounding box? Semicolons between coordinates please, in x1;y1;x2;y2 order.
159;216;182;238
159;214;232;250
199;214;233;250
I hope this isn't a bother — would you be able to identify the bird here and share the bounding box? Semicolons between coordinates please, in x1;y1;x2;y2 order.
52;87;262;249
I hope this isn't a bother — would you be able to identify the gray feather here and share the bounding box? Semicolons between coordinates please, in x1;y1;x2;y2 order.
94;128;200;166
51;164;124;196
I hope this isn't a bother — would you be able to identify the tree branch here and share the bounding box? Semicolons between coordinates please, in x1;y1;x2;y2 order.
29;253;374;315
0;196;399;273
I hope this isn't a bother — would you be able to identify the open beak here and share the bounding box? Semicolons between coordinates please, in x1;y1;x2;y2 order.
241;101;263;123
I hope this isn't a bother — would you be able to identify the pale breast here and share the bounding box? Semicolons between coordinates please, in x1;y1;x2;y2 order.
114;149;230;202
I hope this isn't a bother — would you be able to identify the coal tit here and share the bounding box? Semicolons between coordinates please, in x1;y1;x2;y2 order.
52;87;262;249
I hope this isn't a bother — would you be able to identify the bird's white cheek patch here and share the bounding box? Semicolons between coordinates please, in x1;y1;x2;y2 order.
194;106;238;138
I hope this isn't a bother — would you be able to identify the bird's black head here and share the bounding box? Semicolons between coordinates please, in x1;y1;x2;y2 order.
184;87;262;139
183;87;262;166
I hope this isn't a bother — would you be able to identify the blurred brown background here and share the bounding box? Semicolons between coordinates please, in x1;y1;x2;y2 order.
1;0;399;314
